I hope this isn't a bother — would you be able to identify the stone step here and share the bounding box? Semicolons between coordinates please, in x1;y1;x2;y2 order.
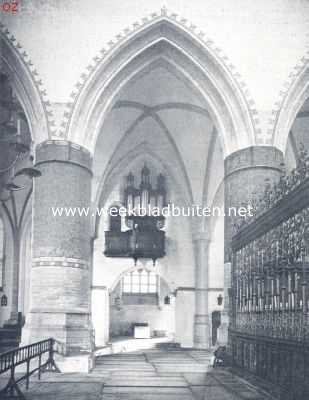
95;368;155;372
98;355;146;358
150;360;205;365
104;377;187;387
155;365;208;373
97;360;149;365
94;366;155;372
95;361;152;366
103;386;194;394
102;394;194;400
107;371;158;377
155;342;181;349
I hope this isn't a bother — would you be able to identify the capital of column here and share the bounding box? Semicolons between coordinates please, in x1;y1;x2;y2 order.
35;140;92;174
192;231;211;244
224;145;283;178
194;314;210;324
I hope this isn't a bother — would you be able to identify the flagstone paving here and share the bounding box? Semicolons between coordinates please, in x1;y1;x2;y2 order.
1;348;275;399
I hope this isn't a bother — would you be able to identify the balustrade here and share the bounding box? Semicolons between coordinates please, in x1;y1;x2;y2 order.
0;338;60;399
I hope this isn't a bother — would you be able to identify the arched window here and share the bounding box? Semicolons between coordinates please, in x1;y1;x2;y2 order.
122;269;158;294
0;218;5;290
121;269;158;305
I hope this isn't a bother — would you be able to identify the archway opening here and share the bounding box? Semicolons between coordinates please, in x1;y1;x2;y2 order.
0;67;36;337
90;57;226;349
106;267;175;352
88;19;253;350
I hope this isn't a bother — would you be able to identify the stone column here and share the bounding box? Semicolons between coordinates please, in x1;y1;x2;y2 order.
22;140;93;355
224;146;284;263
10;234;20;322
193;232;211;349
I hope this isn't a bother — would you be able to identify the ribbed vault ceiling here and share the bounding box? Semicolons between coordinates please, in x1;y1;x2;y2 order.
93;64;224;206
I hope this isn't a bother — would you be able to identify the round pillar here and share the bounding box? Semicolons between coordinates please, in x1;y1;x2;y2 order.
22;140;93;354
193;232;211;349
223;146;284;349
224;146;284;262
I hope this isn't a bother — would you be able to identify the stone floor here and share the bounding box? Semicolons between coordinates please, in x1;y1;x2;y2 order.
1;349;275;399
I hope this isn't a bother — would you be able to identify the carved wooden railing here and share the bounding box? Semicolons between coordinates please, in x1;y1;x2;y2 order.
0;338;60;399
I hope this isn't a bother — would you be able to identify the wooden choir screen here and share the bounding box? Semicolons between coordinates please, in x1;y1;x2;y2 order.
230;151;309;400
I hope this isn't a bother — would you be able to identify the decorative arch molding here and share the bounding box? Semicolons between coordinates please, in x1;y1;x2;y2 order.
0;25;51;143
272;53;309;153
93;142;193;237
65;9;257;157
287;130;299;165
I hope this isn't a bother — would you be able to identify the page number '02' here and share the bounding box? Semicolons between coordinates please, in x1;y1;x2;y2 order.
1;1;18;13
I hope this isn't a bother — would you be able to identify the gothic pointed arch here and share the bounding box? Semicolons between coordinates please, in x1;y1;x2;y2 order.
0;30;50;143
273;59;309;153
66;16;256;157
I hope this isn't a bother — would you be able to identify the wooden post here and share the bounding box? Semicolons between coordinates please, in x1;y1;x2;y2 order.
26;359;30;389
38;354;42;380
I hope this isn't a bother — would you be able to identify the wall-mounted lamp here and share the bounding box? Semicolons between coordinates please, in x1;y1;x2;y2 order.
1;294;8;307
217;294;223;306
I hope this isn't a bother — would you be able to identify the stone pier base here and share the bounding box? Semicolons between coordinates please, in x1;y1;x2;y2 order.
55;353;95;373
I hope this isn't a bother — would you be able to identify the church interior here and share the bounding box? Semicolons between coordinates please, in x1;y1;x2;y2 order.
0;1;309;399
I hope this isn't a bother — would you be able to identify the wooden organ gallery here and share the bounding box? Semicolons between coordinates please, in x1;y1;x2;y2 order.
230;148;309;399
104;166;166;264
